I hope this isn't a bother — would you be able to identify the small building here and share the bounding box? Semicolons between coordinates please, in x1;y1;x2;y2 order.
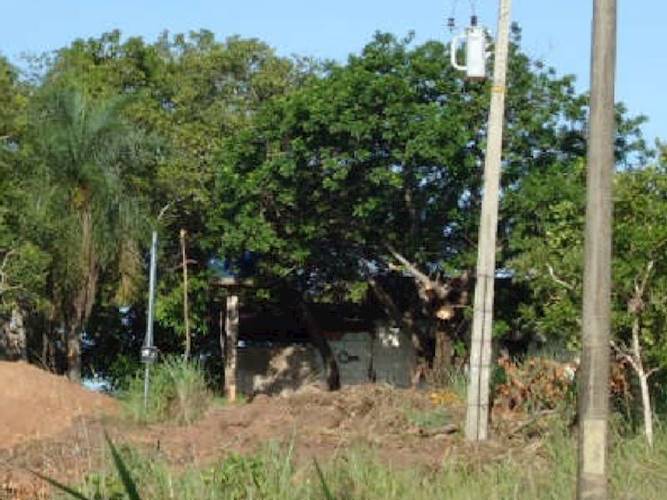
230;306;416;396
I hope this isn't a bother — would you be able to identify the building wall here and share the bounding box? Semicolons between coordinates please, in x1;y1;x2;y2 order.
372;325;415;388
237;324;415;395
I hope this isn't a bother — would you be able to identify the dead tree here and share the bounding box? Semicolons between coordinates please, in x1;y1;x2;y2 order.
611;261;659;447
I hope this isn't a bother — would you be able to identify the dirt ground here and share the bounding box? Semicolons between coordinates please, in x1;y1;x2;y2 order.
0;365;531;499
0;362;117;450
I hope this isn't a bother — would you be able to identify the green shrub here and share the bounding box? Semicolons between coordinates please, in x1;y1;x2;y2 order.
121;357;211;425
404;407;451;429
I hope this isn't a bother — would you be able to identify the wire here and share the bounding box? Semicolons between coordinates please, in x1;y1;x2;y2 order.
448;0;459;32
450;0;460;18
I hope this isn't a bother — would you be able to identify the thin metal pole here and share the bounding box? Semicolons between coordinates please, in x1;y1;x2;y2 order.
464;0;512;442
577;0;616;498
180;229;191;360
143;230;159;411
146;231;158;349
143;364;150;411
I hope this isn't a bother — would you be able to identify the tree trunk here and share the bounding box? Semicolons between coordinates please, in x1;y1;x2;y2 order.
299;301;341;391
66;322;82;381
638;372;653;447
432;327;454;386
617;260;656;448
41;327;56;371
67;205;99;382
0;307;27;361
224;294;239;401
630;299;654;448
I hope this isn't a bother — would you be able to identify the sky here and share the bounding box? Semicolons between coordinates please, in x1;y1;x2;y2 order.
2;1;664;145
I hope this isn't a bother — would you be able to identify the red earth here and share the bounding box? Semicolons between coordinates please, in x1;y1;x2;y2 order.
0;362;536;499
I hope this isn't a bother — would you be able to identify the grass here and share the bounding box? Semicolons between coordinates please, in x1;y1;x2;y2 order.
56;422;667;500
120;356;212;425
404;406;451;429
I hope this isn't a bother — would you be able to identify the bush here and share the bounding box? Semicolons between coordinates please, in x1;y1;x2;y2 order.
121;357;211;425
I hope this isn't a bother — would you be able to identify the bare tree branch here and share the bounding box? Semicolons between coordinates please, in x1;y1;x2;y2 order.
0;249;16;273
546;264;575;291
385;244;449;300
610;340;641;374
157;198;182;222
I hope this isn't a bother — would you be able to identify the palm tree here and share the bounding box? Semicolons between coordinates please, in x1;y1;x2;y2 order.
36;88;145;381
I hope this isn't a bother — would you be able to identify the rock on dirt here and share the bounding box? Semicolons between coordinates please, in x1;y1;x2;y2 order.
0;361;118;450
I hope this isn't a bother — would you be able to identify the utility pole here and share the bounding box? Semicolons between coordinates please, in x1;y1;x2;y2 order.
180;229;191;360
577;0;616;498
464;0;512;442
141;231;159;410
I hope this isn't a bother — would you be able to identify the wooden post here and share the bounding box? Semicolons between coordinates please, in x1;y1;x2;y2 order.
180;229;191;360
577;0;616;498
465;0;513;442
225;293;239;402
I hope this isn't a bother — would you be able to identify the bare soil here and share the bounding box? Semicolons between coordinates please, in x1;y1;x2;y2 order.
0;362;118;450
0;365;534;499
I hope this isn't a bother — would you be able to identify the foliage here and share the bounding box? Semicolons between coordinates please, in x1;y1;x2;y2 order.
121;357;211;425
507;160;667;375
0;57;51;315
210;31;595;296
0;25;661;399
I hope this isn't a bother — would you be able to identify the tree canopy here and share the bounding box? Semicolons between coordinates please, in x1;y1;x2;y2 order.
0;28;663;401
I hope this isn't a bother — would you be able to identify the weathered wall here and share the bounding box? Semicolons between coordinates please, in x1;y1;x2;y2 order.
237;324;415;395
237;344;322;396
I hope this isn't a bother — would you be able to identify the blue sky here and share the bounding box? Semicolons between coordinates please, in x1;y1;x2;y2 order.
2;1;664;145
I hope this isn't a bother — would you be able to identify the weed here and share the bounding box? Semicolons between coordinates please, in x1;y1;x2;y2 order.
53;422;667;499
405;407;451;429
121;356;211;425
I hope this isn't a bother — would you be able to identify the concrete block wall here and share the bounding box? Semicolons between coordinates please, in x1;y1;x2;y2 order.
236;324;415;395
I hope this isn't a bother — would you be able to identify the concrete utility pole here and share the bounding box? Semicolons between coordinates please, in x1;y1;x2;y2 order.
577;0;617;498
464;0;512;442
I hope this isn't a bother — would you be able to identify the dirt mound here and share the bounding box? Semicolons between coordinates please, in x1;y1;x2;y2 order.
0;361;118;450
122;384;463;474
2;383;543;498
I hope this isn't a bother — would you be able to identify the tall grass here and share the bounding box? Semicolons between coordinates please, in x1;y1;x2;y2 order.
59;424;667;500
121;357;211;425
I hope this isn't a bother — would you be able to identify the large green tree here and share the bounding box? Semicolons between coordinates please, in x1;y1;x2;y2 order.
207;30;646;382
46;31;300;353
0;56;51;361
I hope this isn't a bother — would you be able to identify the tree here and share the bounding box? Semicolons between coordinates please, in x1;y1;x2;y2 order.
506;154;667;446
29;31;303;385
208;30;638;384
0;56;51;361
31;88;146;380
